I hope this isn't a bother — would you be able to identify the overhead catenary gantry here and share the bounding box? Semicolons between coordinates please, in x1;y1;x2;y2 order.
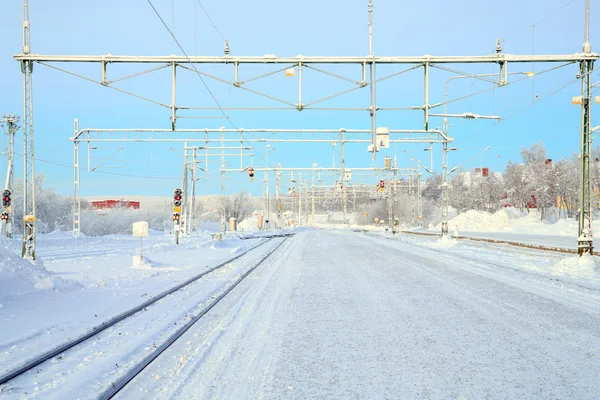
16;0;598;256
71;125;440;234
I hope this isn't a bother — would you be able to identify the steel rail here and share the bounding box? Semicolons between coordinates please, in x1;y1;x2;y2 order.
374;230;577;254
101;236;291;399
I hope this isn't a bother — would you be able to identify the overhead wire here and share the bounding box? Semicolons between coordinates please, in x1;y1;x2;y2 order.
467;64;600;138
146;0;270;167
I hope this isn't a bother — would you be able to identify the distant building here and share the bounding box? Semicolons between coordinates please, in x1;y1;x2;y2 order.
90;200;140;210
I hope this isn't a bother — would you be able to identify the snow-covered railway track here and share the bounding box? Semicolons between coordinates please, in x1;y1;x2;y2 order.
0;236;289;395
397;230;577;254
99;236;290;400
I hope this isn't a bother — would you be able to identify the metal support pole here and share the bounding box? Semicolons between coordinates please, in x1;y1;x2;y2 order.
578;0;593;255
369;61;377;161
417;167;423;226
21;0;35;258
191;147;197;232
390;169;397;229
368;0;377;162
340;129;347;221
171;62;177;130
410;168;415;225
276;168;281;228
2;115;18;239
266;149;270;227
424;62;429;131
368;0;373;56
312;168;316;225
182;142;189;234
298;173;302;225
441;141;450;236
298;62;303;111
73;119;81;237
578;58;594;254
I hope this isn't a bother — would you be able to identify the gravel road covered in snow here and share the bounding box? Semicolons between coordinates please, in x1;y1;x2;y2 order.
118;230;600;399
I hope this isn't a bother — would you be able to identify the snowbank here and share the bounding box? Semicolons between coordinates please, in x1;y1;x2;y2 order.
551;255;600;281
0;245;79;298
437;209;577;236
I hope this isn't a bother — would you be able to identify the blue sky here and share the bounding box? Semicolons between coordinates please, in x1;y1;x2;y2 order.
0;0;598;197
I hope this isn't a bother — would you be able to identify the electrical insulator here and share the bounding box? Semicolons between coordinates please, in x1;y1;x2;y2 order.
224;40;230;56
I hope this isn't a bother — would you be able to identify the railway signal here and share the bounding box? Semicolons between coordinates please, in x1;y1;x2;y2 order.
2;190;11;208
1;212;8;222
248;168;255;182
172;188;183;245
173;188;182;207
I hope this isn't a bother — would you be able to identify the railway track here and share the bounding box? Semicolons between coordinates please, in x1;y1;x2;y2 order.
398;230;577;254
0;235;290;394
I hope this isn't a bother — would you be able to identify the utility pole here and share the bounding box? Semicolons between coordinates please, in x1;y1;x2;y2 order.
578;0;594;255
417;165;423;227
410;164;416;225
1;115;19;239
368;0;378;160
298;173;302;225
441;141;450;236
340;129;347;222
21;0;36;258
73;119;81;237
266;145;271;229
191;147;197;232
312;165;316;225
181;142;189;235
275;167;281;228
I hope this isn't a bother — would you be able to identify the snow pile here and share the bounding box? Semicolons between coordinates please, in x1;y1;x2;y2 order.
437;208;577;236
238;214;260;232
0;245;78;298
551;255;600;281
428;235;458;249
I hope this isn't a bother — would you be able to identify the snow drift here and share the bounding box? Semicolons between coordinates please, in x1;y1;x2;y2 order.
0;244;78;298
436;208;577;236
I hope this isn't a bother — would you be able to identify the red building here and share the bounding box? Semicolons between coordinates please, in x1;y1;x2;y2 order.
91;200;140;210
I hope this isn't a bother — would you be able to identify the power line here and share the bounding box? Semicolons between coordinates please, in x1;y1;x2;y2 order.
146;0;231;126
502;0;580;43
468;74;584;138
195;0;226;40
146;0;270;167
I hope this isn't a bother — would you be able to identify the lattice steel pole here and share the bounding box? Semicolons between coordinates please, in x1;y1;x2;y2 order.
441;141;450;236
73;119;81;237
21;0;36;258
578;0;594;255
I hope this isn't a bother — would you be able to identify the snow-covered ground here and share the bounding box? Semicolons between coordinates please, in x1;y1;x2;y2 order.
0;230;268;382
2;228;600;398
114;230;600;399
